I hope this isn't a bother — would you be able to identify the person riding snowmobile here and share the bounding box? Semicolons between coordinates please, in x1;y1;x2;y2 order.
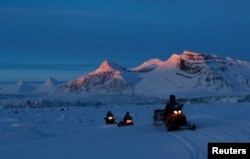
164;95;182;117
106;111;113;117
117;111;134;127
105;111;115;124
123;112;132;123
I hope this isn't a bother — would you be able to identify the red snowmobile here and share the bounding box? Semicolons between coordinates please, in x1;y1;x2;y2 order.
153;104;195;131
165;104;196;131
117;115;134;127
117;112;134;127
117;118;134;127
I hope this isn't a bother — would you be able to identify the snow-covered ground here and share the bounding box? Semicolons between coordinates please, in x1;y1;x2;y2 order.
1;97;250;159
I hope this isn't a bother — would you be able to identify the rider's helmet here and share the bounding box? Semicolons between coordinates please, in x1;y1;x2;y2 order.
107;111;112;116
170;94;176;102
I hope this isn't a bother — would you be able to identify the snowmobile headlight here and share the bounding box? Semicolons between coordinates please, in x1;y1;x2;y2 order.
174;110;181;114
127;120;132;123
108;116;113;120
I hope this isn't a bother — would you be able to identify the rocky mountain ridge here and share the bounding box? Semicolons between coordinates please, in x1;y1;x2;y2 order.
56;51;250;97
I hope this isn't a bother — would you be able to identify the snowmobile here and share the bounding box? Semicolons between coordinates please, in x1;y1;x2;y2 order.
153;104;195;131
104;115;116;124
117;118;134;127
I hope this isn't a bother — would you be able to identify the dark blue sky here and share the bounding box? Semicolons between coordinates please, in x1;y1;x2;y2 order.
1;0;250;81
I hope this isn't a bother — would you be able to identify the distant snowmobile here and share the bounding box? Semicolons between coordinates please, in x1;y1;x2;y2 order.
153;104;195;131
104;111;116;124
117;112;134;127
105;115;116;124
117;118;134;127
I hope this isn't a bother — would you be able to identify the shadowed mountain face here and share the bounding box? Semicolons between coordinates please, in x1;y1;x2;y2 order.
134;51;250;97
177;52;250;90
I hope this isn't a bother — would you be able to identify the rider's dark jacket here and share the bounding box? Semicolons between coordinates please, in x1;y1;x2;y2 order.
165;100;180;116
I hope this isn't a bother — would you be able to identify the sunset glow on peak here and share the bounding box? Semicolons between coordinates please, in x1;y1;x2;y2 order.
95;60;125;73
99;60;111;70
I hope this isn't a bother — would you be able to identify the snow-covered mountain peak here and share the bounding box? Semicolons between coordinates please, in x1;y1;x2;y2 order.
163;53;181;68
17;80;25;86
54;50;250;97
139;58;163;66
0;80;34;94
129;58;163;72
181;51;205;61
178;51;250;72
33;77;60;94
55;60;136;94
134;51;250;97
94;60;126;73
158;51;208;72
182;50;203;56
15;80;32;88
44;77;60;85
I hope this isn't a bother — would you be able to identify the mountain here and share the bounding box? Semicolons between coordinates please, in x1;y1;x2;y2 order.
135;51;250;97
55;60;140;94
128;58;163;72
55;51;250;97
32;77;61;94
0;80;35;94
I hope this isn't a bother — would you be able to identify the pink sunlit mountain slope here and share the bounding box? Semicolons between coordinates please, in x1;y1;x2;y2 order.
55;60;140;94
128;58;163;72
55;51;250;97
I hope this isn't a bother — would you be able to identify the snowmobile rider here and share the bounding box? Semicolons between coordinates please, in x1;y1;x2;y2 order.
106;111;113;117
123;112;132;123
105;111;114;120
105;110;116;124
164;95;182;116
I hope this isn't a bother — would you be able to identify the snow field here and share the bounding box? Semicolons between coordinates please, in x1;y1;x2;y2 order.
0;102;250;159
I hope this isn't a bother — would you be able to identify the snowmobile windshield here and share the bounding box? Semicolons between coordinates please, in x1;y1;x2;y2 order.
174;104;181;109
